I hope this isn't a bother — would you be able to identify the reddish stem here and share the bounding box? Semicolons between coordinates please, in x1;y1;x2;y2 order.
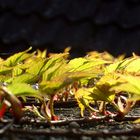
0;102;8;118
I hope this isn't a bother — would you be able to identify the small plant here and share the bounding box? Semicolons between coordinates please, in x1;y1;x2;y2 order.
0;48;139;123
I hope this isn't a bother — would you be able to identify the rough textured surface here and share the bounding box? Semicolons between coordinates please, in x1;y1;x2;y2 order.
0;0;140;57
1;106;140;140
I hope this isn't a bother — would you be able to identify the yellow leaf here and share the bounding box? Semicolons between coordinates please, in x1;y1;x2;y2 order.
4;47;32;66
133;118;140;124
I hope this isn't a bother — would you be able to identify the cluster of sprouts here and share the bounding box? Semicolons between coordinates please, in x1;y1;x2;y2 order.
0;47;140;122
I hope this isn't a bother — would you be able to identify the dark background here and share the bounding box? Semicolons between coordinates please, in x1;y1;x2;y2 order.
0;0;140;57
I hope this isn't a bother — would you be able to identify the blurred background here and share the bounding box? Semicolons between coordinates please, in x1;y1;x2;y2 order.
0;0;140;57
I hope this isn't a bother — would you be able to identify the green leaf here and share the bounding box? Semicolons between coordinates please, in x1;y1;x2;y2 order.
36;49;47;58
40;77;72;95
76;86;115;103
75;85;116;116
26;58;47;76
91;87;115;102
124;58;140;73
0;65;12;74
4;47;32;66
49;63;71;79
68;57;108;72
86;51;115;61
12;66;23;77
75;74;118;112
40;71;93;95
7;83;41;99
0;75;11;83
40;53;68;73
7;73;39;84
42;62;64;81
75;88;97;116
96;74;120;91
68;57;88;70
111;75;140;100
105;57;136;74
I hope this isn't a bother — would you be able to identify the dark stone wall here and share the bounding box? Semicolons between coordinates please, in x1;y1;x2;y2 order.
0;0;140;57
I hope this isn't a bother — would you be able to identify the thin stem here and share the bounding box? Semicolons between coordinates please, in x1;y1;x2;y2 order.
50;95;55;117
99;101;106;114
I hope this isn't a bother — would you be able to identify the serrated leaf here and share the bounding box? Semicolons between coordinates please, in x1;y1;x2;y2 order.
36;49;47;58
12;66;23;77
96;74;120;90
4;47;32;66
67;71;96;81
91;87;115;102
48;52;69;59
111;75;140;100
75;74;118;113
26;58;46;76
68;57;88;70
50;63;71;78
0;65;12;74
40;71;93;95
76;86;115;103
0;75;11;83
105;57;136;74
111;82;140;95
75;88;96;116
40;76;73;95
68;57;108;72
75;86;116;117
42;62;64;81
7;83;41;99
40;53;68;73
86;51;114;61
124;58;140;73
7;73;39;84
